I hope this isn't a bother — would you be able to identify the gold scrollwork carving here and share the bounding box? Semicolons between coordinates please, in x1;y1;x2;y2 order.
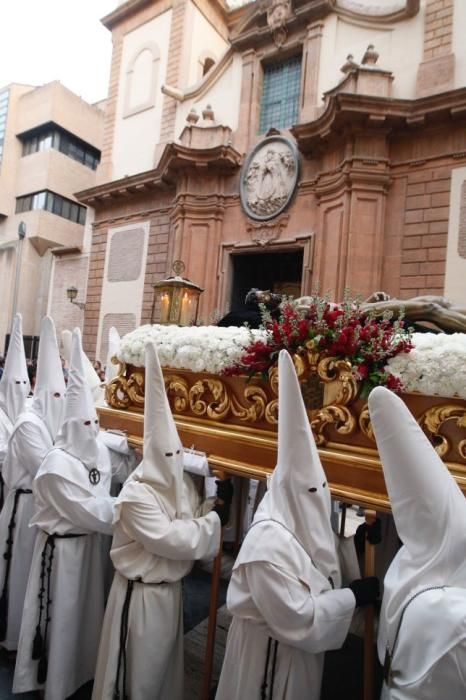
311;405;357;446
420;404;466;458
231;385;268;422
317;357;359;406
127;371;145;406
189;379;230;421
105;361;131;410
359;404;375;442
265;398;279;425
164;375;189;413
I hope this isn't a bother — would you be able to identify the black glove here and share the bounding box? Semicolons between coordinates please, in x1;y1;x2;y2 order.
213;502;231;527
348;577;380;607
354;518;382;554
215;479;234;505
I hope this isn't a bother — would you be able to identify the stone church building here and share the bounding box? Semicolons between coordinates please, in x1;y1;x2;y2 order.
75;0;466;360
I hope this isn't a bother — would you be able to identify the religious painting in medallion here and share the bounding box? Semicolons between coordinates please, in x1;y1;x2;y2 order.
240;136;300;221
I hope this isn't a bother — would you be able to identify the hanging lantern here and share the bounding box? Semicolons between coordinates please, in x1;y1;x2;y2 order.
151;260;204;326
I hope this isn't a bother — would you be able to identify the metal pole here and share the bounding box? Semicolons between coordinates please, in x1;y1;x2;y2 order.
11;222;26;327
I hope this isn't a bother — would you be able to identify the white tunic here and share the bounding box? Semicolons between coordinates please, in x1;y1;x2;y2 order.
92;476;221;700
0;412;51;650
380;587;466;699
216;520;356;700
13;448;116;700
0;406;12;468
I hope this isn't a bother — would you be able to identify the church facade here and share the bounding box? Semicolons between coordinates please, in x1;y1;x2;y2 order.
77;0;466;360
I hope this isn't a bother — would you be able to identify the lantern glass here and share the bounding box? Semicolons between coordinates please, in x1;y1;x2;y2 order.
152;274;203;326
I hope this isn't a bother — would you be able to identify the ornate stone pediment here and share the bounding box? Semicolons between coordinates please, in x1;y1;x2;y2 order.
246;214;289;246
229;0;420;50
265;0;293;47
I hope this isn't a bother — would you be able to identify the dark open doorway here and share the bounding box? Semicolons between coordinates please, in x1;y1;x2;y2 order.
230;249;303;311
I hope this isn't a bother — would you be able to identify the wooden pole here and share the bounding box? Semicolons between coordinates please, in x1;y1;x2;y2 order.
363;509;377;700
201;470;227;700
339;502;347;538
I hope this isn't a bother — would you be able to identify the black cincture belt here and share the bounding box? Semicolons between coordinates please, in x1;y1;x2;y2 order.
0;488;32;641
32;531;86;685
261;636;279;700
0;473;5;511
114;577;169;700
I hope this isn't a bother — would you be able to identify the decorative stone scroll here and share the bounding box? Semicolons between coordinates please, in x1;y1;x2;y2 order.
240;136;300;221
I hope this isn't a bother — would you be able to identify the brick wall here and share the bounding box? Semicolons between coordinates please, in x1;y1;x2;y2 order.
49;254;89;342
98;35;123;183
400;166;451;297
159;0;187;146
83;228;107;354
141;211;171;324
423;0;454;60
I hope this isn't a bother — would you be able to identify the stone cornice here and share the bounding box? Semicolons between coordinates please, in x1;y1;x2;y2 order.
76;142;242;205
292;88;466;153
102;0;232;30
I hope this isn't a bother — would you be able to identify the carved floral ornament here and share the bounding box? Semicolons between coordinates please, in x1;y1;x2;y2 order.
106;345;466;463
240;136;300;222
264;0;293;48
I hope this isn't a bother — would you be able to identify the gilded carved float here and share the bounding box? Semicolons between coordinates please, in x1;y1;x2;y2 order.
99;342;466;512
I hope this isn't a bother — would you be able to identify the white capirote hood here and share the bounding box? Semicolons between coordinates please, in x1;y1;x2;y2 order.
368;387;466;673
255;349;340;582
31;316;66;441
105;326;121;383
61;328;104;404
132;343;184;518
0;313;30;422
54;328;99;471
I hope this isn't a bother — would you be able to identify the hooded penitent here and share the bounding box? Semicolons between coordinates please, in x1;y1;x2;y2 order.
61;329;103;404
254;349;340;583
368;387;466;678
0;314;30;422
105;327;120;384
54;328;99;472
133;343;184;518
30;317;66;441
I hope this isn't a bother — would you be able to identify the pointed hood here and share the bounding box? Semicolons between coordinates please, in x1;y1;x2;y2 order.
105;326;121;383
61;329;72;367
31;316;66;441
61;328;103;404
368;387;466;660
256;350;340;581
135;343;183;518
54;328;99;471
0;314;30;422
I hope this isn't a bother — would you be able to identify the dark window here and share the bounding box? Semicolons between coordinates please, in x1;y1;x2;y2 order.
20;123;101;170
259;54;302;134
15;190;86;224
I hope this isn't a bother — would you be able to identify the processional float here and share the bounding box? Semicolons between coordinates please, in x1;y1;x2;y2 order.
98;293;466;700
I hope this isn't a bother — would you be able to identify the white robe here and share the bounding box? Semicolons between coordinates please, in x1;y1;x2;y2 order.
380;587;466;700
0;406;12;468
0;411;51;650
92;475;221;700
13;448;116;700
216;520;357;700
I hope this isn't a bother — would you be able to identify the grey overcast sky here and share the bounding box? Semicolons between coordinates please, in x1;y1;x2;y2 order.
0;1;118;104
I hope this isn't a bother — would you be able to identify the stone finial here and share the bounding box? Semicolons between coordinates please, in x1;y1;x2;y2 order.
340;54;359;74
362;44;379;66
202;104;215;122
186;108;200;124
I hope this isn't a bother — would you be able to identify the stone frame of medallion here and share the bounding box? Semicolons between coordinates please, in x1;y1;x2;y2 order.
217;232;315;317
239;134;301;221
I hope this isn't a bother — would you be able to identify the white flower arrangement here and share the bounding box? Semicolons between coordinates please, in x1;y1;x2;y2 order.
117;325;466;399
118;324;268;375
387;332;466;399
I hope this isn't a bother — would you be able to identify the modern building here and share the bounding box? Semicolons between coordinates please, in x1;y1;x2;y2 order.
0;81;104;355
77;0;466;361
